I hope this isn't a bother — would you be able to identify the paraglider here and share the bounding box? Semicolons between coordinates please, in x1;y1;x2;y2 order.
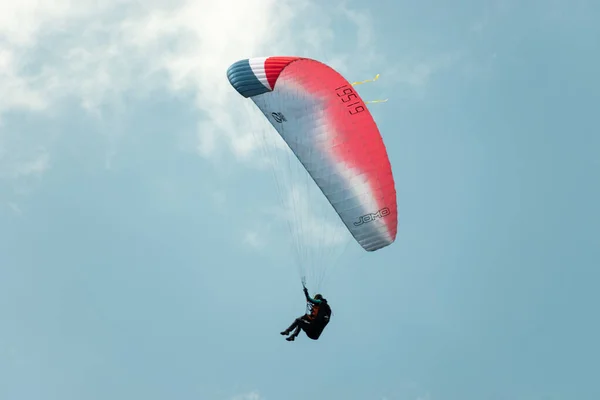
280;285;331;342
226;56;397;339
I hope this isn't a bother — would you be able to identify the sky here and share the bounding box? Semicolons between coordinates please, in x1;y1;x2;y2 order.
1;0;599;399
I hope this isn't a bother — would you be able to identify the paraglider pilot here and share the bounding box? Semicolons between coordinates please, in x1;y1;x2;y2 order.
280;285;331;341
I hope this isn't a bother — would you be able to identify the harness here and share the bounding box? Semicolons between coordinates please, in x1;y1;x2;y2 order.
306;300;331;323
306;302;320;320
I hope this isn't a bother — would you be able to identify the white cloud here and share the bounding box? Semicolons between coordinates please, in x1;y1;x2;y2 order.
0;0;393;247
0;49;47;113
341;4;375;50
387;51;463;89
231;391;263;400
0;0;388;179
6;202;22;216
242;229;265;250
13;151;50;178
0;146;50;180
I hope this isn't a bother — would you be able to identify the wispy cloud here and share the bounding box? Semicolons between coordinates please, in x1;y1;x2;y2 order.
0;142;50;214
0;147;50;180
386;51;463;89
0;49;47;113
231;391;263;400
0;0;393;252
5;202;22;216
242;230;266;250
0;0;389;182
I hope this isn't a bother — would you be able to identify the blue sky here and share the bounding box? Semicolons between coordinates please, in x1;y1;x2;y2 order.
1;0;599;399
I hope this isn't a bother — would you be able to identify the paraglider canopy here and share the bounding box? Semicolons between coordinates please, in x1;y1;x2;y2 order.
227;56;397;288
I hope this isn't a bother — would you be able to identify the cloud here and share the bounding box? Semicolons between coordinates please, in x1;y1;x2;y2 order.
0;0;389;182
0;146;50;180
340;4;375;50
0;48;47;113
4;202;22;216
242;230;265;250
0;0;393;250
0;0;132;114
231;391;263;400
387;51;463;89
